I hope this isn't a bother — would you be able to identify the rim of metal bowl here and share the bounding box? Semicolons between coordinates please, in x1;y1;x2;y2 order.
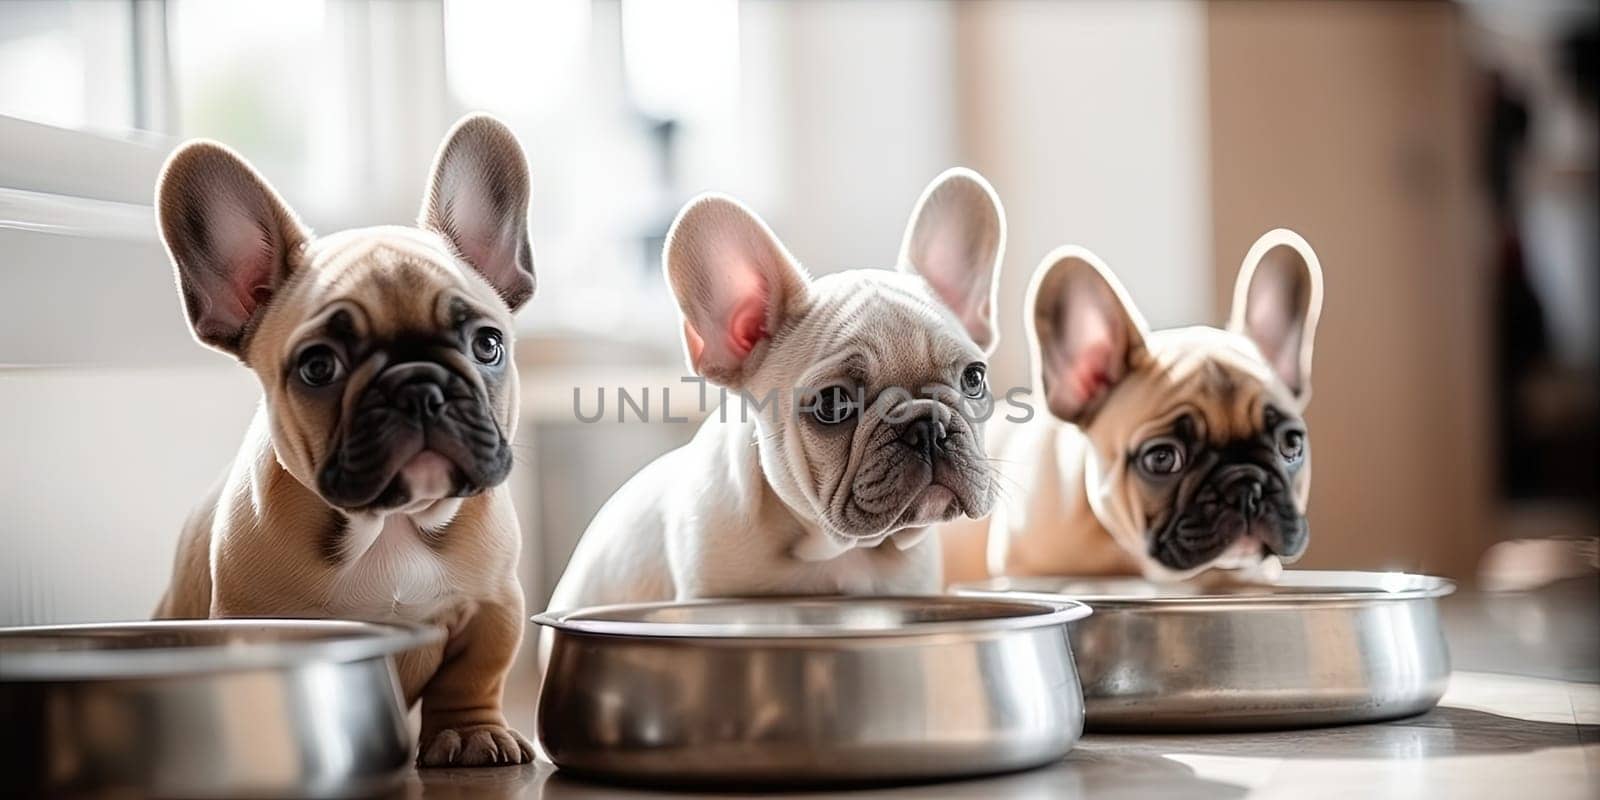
532;594;1092;640
0;618;442;681
954;570;1457;607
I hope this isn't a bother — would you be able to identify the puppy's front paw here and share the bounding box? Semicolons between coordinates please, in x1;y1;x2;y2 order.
419;725;534;767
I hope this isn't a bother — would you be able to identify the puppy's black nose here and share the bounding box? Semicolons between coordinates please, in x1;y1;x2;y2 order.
1223;474;1265;517
395;381;446;419
900;418;948;462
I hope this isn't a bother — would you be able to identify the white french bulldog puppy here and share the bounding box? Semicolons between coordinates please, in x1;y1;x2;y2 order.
550;169;1005;608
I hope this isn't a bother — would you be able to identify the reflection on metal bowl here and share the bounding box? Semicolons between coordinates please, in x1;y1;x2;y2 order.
0;618;440;798
533;595;1091;787
955;570;1455;731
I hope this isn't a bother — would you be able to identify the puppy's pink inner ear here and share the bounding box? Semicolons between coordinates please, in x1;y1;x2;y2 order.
1044;296;1126;420
1065;339;1113;408
1247;298;1303;391
203;205;280;332
448;188;505;275
704;258;771;364
725;298;768;360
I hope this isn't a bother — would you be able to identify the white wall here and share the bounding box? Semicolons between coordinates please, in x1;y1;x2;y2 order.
960;0;1212;388
757;0;961;274
0;366;259;624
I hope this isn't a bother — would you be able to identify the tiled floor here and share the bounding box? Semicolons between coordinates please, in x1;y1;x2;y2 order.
413;579;1600;799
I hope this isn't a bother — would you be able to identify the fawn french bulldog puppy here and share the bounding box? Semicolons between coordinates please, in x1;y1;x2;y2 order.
153;115;536;767
941;230;1323;583
550;169;1005;608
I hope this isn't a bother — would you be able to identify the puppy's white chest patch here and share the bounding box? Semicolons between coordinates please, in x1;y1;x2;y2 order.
818;550;879;595
325;515;451;620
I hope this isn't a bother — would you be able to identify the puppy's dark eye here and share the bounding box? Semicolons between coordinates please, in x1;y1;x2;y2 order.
960;363;988;399
1137;439;1185;476
1278;428;1306;463
809;385;858;426
471;328;504;365
296;345;344;387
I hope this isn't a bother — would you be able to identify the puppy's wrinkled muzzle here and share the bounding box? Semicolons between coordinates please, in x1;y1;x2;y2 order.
1152;461;1306;572
832;399;993;540
898;417;949;464
317;360;512;512
393;379;446;420
1218;465;1267;518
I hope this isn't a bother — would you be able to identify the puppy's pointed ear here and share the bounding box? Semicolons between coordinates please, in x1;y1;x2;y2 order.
1027;246;1150;426
897;167;1006;353
664;194;809;387
1227;229;1323;405
420;114;536;311
157;141;308;357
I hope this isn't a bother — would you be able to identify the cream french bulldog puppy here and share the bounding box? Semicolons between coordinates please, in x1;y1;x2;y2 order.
153;115;536;767
550;169;1005;608
941;230;1323;582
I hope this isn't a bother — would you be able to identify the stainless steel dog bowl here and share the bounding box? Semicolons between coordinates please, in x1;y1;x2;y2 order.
956;570;1455;731
533;595;1091;786
0;619;440;798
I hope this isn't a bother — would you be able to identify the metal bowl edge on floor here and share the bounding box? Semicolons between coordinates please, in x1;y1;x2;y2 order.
532;594;1091;787
955;570;1456;731
0;618;441;798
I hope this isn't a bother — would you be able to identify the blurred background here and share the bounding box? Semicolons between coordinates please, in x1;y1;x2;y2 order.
1;0;1594;624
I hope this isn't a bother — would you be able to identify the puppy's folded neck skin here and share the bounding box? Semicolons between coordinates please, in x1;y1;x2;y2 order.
334;498;463;562
779;479;932;563
241;374;460;596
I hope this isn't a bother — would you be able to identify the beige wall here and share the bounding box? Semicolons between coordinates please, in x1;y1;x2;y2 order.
762;0;961;272
953;0;1494;580
1206;1;1492;580
955;0;1212;391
